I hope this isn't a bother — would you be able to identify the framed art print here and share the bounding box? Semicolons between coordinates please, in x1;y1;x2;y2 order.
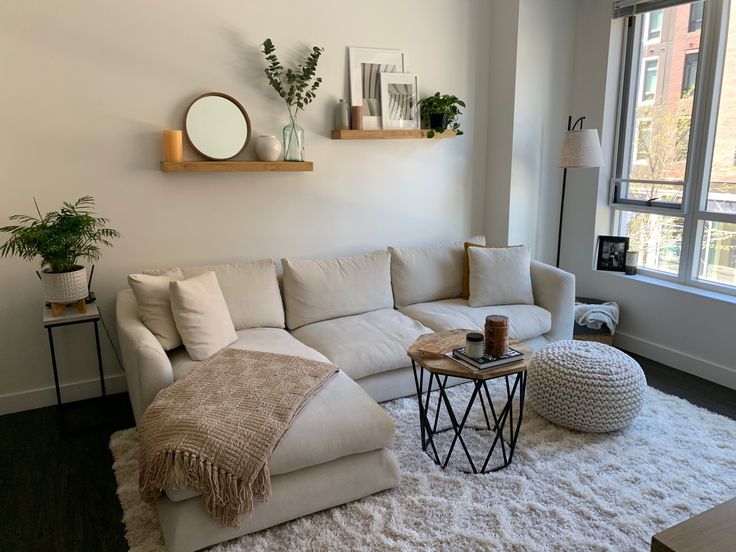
349;47;406;130
380;73;420;130
596;236;629;272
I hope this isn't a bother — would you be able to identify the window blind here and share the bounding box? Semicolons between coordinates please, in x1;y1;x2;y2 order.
613;0;696;18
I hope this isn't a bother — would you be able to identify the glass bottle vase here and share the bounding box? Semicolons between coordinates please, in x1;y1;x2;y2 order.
282;120;304;162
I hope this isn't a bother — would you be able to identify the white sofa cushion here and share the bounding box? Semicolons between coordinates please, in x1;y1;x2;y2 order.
169;327;329;380
281;250;393;330
468;246;534;306
291;308;431;381
146;259;285;331
180;259;284;330
389;235;485;307
127;268;184;350
399;298;551;342
169;272;238;361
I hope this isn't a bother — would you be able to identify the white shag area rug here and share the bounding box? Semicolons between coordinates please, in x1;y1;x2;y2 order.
110;382;736;551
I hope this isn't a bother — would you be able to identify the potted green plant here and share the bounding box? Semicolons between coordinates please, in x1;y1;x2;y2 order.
260;38;324;161
0;196;120;307
418;92;466;138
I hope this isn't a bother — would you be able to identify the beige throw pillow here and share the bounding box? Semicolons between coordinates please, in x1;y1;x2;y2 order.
169;271;238;361
127;268;185;350
468;246;534;307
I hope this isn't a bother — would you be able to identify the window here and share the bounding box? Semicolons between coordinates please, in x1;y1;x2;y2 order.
689;1;704;32
648;10;663;41
641;58;659;102
682;52;698;95
613;0;736;295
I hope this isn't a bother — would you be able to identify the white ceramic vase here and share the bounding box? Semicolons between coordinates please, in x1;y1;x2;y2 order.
255;135;282;162
41;266;88;303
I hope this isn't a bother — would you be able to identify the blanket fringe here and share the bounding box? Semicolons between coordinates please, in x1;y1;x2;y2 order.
139;450;272;528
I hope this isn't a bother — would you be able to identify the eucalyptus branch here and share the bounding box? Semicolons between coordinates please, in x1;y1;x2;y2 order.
260;38;324;118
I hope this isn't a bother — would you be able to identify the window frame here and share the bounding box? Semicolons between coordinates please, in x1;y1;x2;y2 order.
612;17;687;213
640;57;660;103
610;0;736;295
647;9;664;41
689;1;705;32
682;51;699;94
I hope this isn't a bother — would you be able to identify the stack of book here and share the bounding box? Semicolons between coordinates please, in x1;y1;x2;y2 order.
449;346;525;372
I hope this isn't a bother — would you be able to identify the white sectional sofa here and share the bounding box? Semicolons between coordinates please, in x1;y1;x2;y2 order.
116;236;575;551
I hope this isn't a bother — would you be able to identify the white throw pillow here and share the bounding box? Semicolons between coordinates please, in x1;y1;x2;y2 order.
127;268;184;350
169;271;238;361
281;250;393;330
468;246;534;307
389;235;486;307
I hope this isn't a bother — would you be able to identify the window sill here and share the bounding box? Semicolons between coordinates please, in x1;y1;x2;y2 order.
597;270;736;305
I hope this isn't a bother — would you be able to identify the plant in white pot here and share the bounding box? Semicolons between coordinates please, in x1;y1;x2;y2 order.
0;196;119;314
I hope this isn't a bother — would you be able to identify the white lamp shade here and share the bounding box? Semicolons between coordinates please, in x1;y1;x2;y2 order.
559;128;604;168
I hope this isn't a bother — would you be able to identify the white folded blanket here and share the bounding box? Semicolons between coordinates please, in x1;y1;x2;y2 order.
574;302;619;334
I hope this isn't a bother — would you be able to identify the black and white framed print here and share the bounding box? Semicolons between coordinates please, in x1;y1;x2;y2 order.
380;73;420;130
349;47;406;130
596;236;629;271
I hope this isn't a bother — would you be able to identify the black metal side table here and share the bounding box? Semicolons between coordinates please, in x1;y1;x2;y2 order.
408;333;530;474
43;304;106;405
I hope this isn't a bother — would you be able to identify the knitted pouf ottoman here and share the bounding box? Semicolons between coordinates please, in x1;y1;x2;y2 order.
527;340;646;432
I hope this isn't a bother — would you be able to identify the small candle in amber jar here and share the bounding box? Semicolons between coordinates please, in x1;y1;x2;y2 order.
163;130;183;162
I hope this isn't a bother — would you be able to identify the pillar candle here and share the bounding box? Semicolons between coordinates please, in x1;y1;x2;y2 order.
163;130;183;162
350;106;364;130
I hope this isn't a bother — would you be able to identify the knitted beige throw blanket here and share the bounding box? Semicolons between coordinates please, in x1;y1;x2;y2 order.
138;348;337;527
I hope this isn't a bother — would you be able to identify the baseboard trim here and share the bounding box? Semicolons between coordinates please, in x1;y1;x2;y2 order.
614;332;736;391
0;373;128;416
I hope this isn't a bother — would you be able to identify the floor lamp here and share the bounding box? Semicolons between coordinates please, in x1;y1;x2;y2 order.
556;116;604;268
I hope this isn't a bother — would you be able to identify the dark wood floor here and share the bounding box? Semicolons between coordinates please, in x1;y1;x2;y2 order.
1;353;734;552
0;393;135;552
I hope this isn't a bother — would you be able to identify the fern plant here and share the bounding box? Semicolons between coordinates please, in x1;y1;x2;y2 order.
0;196;120;273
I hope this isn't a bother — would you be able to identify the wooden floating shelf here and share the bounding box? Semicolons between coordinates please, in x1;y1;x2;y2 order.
331;129;456;140
160;161;314;173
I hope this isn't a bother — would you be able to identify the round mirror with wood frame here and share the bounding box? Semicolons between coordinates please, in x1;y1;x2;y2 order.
184;92;252;160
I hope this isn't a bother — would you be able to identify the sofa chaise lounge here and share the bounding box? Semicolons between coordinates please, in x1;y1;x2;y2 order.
116;236;575;551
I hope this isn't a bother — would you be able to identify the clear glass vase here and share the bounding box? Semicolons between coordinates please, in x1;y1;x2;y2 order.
282;119;304;162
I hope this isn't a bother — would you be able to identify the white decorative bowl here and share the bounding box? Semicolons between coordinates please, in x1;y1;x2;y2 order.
41;266;88;303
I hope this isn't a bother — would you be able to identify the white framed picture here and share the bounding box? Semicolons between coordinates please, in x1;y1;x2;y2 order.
349;47;406;130
380;73;420;130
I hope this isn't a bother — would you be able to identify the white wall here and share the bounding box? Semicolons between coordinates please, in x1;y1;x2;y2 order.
0;0;492;413
485;0;520;246
563;0;736;389
508;0;577;263
484;0;578;263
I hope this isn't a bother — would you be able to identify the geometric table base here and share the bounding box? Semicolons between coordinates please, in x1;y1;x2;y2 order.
411;360;526;474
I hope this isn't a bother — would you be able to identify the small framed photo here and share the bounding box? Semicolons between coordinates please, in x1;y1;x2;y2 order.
380;73;420;130
349;47;406;130
596;236;629;271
